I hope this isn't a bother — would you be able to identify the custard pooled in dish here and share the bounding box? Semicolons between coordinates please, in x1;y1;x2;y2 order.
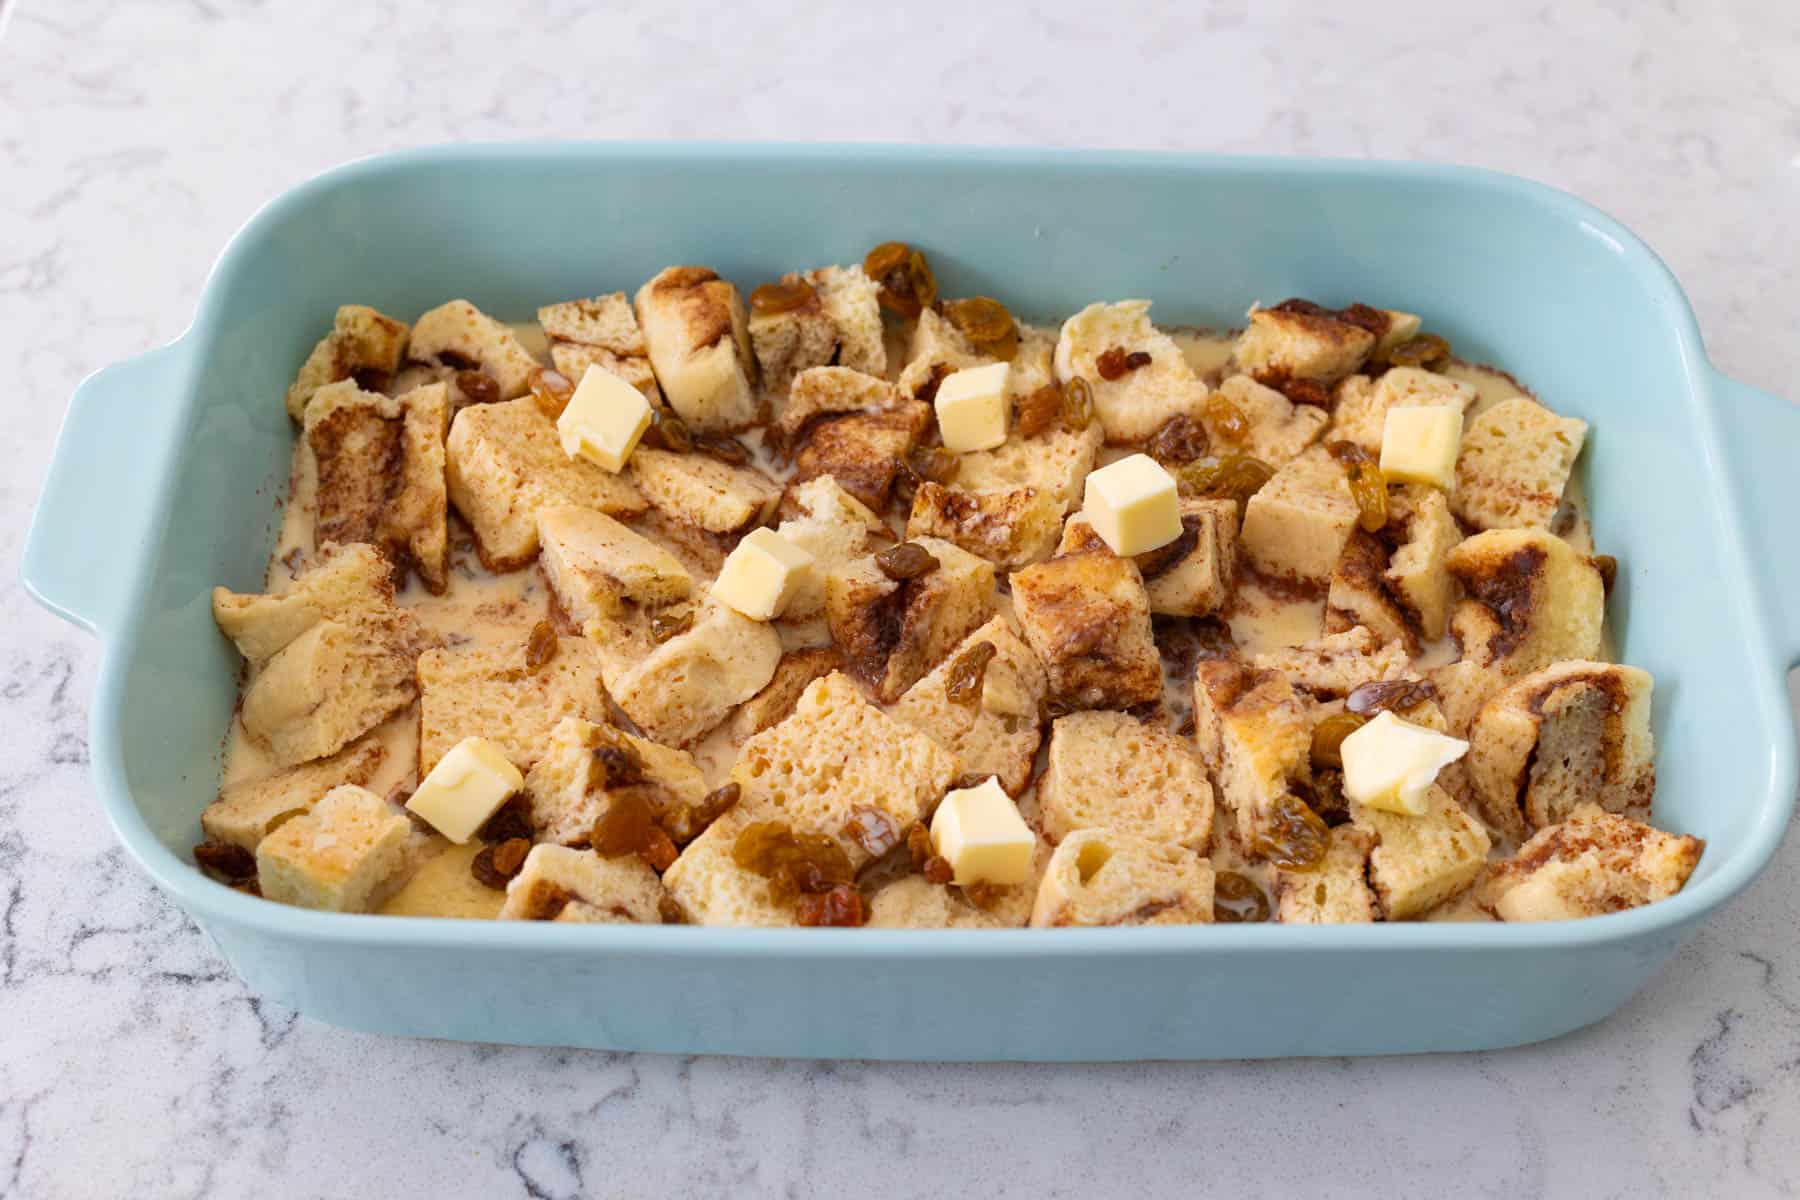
196;245;1701;928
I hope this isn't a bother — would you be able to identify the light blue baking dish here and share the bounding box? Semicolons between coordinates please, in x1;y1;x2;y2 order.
22;144;1799;1060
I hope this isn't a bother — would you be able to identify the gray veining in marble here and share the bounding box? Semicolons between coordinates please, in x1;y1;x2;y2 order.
2;0;1798;1196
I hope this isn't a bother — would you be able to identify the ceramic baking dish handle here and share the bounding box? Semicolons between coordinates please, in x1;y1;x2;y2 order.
1713;368;1800;668
22;339;190;637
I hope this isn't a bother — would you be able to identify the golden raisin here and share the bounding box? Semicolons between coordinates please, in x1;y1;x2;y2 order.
491;836;531;877
659;895;687;924
645;410;693;453
663;782;741;844
944;640;997;707
1345;677;1439;716
1203;393;1251;443
1061;377;1094;430
1310;712;1368;769
527;366;575;417
479;795;534;844
905;822;934;871
649;606;694;644
1328;441;1388;533
641;827;678;873
1014;383;1064;437
1279;377;1332;409
750;278;818;314
923;855;955;885
591;789;658;858
1387;332;1451;369
877;541;939;580
1213;870;1271;923
1148;414;1209;465
693;432;750;466
732;821;855;903
593;739;647;788
454;369;499;405
908;445;961;485
843;806;901;857
796;884;866;927
864;241;937;319
193;840;255;882
524;620;558;671
942;296;1019;362
1249;793;1330;871
1176;454;1274;511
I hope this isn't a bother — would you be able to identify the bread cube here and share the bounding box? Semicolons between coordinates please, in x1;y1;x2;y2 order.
213;542;399;665
655;821;794;927
409;299;540;400
1382;484;1461;642
1205;374;1330;467
1005;323;1061;401
826;536;997;703
1060;497;1238;617
255;784;413;912
888;617;1048;795
285;304;411;421
241;619;418;768
499;843;671;924
1249;626;1412;700
416;632;607;776
1454;397;1588;531
522;717;708;847
1192;660;1310;854
729;646;843;743
1233;305;1375;385
630;446;780;535
1323;530;1421;655
1010;550;1161;710
866;835;1050;930
776;366;900;444
203;736;385;852
749;263;885;399
536;505;694;628
1479;804;1702;922
446;397;647;571
1239;446;1359;585
634;266;758;432
538;292;661;407
1053;300;1209;443
609;598;783;745
1467;661;1656;843
770;476;886;619
1326;366;1476;454
905;481;1063;570
1039;711;1214;851
1274;825;1378;924
1029;829;1214;927
1351;784;1492;919
792;400;932;512
897;307;994;401
1446;529;1604;677
957;424;1103;515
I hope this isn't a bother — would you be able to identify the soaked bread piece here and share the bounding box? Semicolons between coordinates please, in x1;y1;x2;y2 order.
1446;528;1604;677
1479;804;1701;921
1030;830;1214;927
409;299;541;400
1453;396;1588;531
1038;710;1213;851
1054;300;1209;443
499;843;670;924
285;304;410;421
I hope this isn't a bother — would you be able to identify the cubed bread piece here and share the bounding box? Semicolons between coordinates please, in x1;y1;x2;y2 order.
539;293;661;408
1382;484;1460;642
826;536;997;703
203;737;386;852
499;843;671;923
629;446;780;535
897;307;994;401
1233;305;1375;385
1053;300;1210;443
610;598;783;745
866;838;1049;929
1446;529;1604;676
1479;804;1702;921
729;646;843;743
958;424;1104;516
792;400;932;513
1239;446;1359;585
776;366;899;446
1453;396;1588;531
771;476;886;619
906;481;1063;570
1192;660;1310;854
1005;323;1060;400
654;820;793;927
1275;825;1378;924
1029;829;1214;927
1466;661;1656;843
1039;711;1214;851
1010;550;1162;710
255;784;413;912
1352;784;1492;920
1206;374;1330;467
521;717;707;847
416;633;607;776
388;382;452;593
446;397;647;571
213;542;398;665
888;617;1048;795
1323;530;1421;655
1326;366;1477;454
1249;626;1412;699
1059;497;1239;617
537;506;694;627
750;264;885;399
285;304;411;421
409;299;540;400
241;619;418;768
634;266;758;432
1427;658;1509;810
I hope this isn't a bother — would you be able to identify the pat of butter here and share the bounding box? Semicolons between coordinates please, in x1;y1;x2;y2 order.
934;362;1010;453
557;364;652;472
1081;452;1182;556
1339;711;1469;816
1379;403;1464;490
712;527;816;621
405;736;525;844
930;776;1036;886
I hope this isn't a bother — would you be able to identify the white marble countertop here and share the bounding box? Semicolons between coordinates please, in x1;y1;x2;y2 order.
3;1;1798;1195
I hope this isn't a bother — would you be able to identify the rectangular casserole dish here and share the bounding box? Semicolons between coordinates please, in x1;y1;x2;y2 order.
22;143;1799;1061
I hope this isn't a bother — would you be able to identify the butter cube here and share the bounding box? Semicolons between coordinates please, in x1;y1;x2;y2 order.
1081;453;1181;556
934;362;1010;453
405;735;525;843
712;527;816;621
930;776;1036;885
1340;710;1469;815
557;363;652;472
1380;403;1463;490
